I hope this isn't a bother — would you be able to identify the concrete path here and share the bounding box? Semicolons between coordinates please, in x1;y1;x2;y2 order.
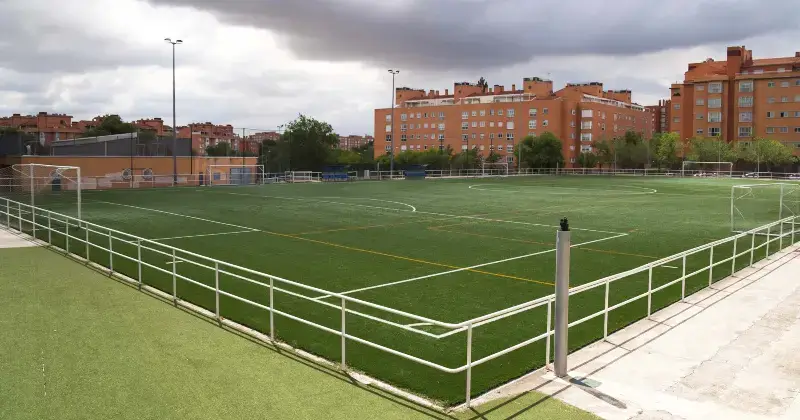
0;227;37;248
473;245;800;420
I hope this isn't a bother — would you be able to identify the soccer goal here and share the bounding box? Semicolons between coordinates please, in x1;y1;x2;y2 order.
731;183;800;233
481;162;509;177
0;164;82;218
288;171;320;183
681;161;733;178
207;165;264;186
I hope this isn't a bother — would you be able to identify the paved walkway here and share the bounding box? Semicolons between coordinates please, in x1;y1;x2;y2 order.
0;228;36;248
473;246;800;420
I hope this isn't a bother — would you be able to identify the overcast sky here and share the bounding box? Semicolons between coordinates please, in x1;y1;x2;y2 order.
1;0;798;135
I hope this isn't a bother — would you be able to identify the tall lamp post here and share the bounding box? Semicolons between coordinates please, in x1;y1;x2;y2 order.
388;70;399;177
165;37;182;184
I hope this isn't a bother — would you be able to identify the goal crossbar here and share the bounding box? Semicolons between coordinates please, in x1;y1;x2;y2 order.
207;164;265;186
1;164;82;219
731;183;800;233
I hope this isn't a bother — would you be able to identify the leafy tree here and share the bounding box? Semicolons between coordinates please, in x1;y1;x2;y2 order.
592;139;614;168
205;141;233;157
451;147;481;169
520;132;564;168
686;137;736;163
82;114;137;137
738;138;794;171
477;77;488;93
282;114;340;171
653;132;682;169
485;150;502;163
576;152;598;168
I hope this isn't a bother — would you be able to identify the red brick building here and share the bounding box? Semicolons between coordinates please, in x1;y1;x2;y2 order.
374;78;652;167
338;135;373;149
0;112;83;143
645;99;671;134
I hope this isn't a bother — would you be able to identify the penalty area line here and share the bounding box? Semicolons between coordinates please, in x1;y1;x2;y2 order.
151;230;257;241
312;232;629;301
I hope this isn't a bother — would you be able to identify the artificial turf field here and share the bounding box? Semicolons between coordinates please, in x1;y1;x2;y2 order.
4;175;799;405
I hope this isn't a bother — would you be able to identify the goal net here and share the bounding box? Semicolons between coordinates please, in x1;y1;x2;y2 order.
481;162;509;177
288;171;320;183
682;161;733;177
207;165;264;186
731;183;800;233
0;164;82;219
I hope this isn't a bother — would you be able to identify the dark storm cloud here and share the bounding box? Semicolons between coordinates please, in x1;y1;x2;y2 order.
144;0;799;70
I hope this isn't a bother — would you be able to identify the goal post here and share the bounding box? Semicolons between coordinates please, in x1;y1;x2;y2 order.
288;171;320;183
481;162;509;177
681;161;733;177
207;165;265;186
0;164;82;218
731;183;800;233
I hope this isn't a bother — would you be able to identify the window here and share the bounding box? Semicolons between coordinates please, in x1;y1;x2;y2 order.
507;133;514;140
401;113;407;121
498;133;504;139
580;145;592;153
781;81;790;88
423;123;429;128
400;145;407;151
708;98;722;108
438;134;445;141
462;134;468;142
498;110;504;116
506;121;515;130
767;127;775;134
409;113;414;119
480;121;486;127
581;109;593;118
570;121;576;127
471;111;477;117
489;133;494;140
709;127;721;137
498;145;504;151
400;134;407;141
461;122;469;130
795;128;800;133
767;111;775;118
780;112;790;118
795;95;800;102
697;114;704;120
674;103;681;110
438;123;445;131
708;82;723;93
416;113;421;119
498;122;504;127
480;133;485;139
673;117;681;123
472;121;477;128
462;111;469;119
507;109;515;117
779;68;787;73
795;111;800;118
384;145;391;151
768;81;776;87
768;97;776;104
739;126;752;137
385;124;391;132
695;85;705;91
528;120;537;129
423;134;428;140
581;121;593;129
580;133;592;142
796;80;800;86
489;122;495;128
480;110;486;117
439;112;445;118
507;146;514;153
696;99;705;106
385;135;392;142
571;109;576;115
739;112;752;122
529;108;538;117
471;133;476;139
780;127;789;133
696;129;704;135
461;144;468;151
739;81;753;92
543;108;549;115
754;69;764;74
490;109;495;116
400;124;407;131
739;96;753;107
542;120;549;127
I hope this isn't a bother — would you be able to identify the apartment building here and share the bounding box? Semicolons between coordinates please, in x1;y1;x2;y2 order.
0;112;84;143
374;78;652;167
338;135;373;150
177;122;236;153
669;45;800;154
645;99;671;134
134;118;168;136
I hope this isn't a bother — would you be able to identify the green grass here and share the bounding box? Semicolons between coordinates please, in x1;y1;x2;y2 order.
0;245;599;420
3;175;798;405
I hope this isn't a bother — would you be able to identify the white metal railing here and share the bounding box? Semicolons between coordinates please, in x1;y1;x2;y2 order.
0;196;797;406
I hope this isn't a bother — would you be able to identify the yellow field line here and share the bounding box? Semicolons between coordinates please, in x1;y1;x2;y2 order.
262;230;552;286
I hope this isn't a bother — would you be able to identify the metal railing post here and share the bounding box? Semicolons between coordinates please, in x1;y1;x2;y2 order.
137;239;142;290
779;221;784;250
731;238;738;276
545;298;552;368
215;262;220;325
32;208;36;238
708;245;714;286
172;249;177;305
681;254;687;301
750;232;756;267
47;211;51;244
269;276;275;341
85;225;90;261
5;199;9;228
341;297;347;370
603;279;610;339
108;230;113;274
65;219;70;253
647;267;653;318
465;323;473;407
17;202;22;231
766;225;772;259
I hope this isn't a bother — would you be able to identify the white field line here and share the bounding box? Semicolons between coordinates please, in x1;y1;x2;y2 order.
165;259;185;265
661;265;679;269
94;200;261;232
152;230;257;241
468;184;658;196
312;233;629;301
224;192;417;212
222;191;625;236
406;322;434;327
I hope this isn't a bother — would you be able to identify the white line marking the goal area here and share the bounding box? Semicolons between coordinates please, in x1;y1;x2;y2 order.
223;192;418;212
151;230;258;241
311;232;628;301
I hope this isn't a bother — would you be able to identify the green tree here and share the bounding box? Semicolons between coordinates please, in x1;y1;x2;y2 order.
576;152;598;168
82;114;137;137
687;137;736;163
477;77;488;93
592;139;614;169
520;132;564;168
205;141;233;157
282;114;339;171
653;132;682;169
485;150;502;163
738;138;794;171
451;147;481;169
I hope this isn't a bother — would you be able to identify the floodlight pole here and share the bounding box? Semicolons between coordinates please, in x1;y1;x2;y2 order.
165;37;182;185
388;70;399;177
553;218;571;377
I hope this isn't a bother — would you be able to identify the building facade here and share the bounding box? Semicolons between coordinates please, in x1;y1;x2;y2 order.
177;122;236;153
0;112;84;143
338;135;373;150
669;46;800;154
374;78;652;167
645;99;671;134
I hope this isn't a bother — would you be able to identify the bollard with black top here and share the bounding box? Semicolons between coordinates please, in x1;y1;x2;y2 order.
554;217;571;377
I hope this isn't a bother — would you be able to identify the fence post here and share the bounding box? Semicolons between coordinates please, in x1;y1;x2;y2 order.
750;232;756;266
779;221;784;250
708;245;714;287
85;225;90;261
108;230;113;274
5;199;9;228
731;239;737;277
681;254;687;301
766;225;772;259
545;298;552;369
341;297;347;370
137;239;142;290
553;218;571;378
215;262;220;325
172;249;177;306
32;208;36;238
269;276;275;341
17;202;22;231
465;323;474;407
603;279;610;339
647;267;653;318
65;219;70;253
47;211;51;244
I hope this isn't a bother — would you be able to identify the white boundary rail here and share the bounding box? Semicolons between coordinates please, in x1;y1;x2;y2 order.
0;196;797;407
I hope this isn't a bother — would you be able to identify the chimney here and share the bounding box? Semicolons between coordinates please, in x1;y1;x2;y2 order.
445;89;449;96
795;52;800;57
494;84;502;93
512;84;516;91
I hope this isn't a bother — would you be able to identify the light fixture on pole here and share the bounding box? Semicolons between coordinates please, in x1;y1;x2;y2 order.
388;69;400;177
165;37;182;185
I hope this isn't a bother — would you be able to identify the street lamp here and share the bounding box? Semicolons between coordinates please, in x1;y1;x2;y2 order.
388;69;399;177
165;37;182;184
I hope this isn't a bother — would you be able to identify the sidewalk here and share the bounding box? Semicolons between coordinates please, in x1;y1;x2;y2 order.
472;245;800;420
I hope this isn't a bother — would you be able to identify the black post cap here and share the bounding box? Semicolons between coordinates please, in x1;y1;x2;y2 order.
560;217;569;231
